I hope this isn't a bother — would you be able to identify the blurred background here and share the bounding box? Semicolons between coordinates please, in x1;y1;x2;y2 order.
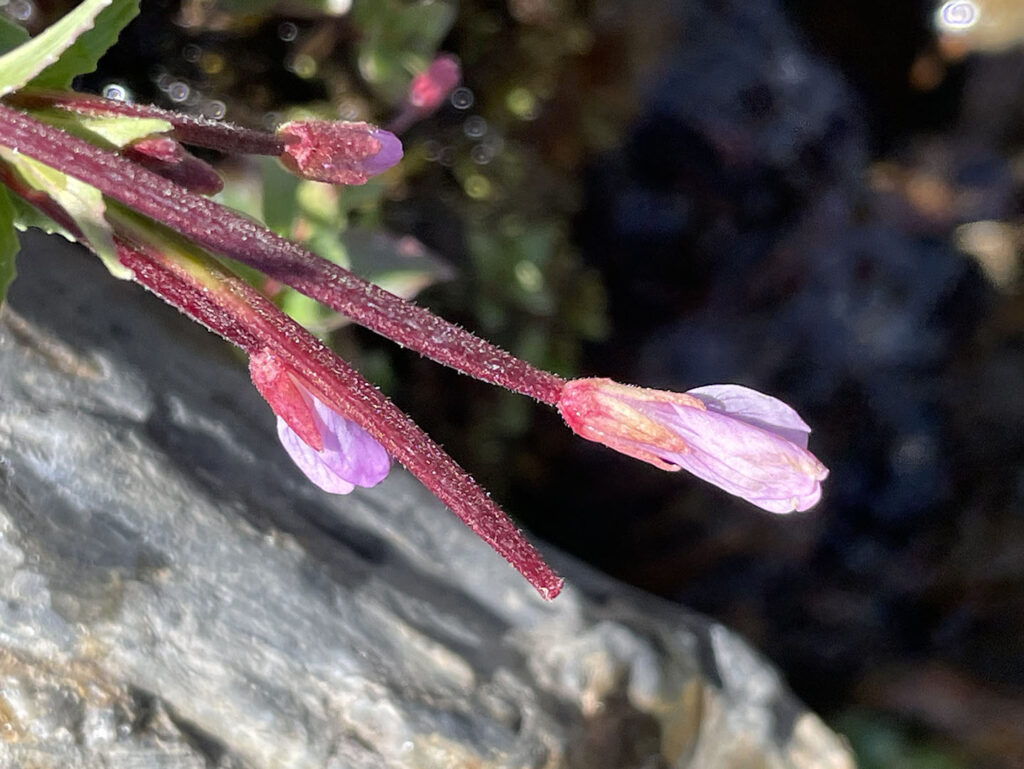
9;0;1024;766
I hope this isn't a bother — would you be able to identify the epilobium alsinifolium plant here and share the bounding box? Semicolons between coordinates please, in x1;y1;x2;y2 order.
0;0;828;600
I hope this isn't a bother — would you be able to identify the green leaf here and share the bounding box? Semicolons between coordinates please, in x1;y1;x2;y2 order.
30;0;140;90
31;109;171;148
260;156;300;236
9;192;78;241
0;16;29;56
0;148;129;279
343;229;453;300
0;187;19;305
352;0;456;102
0;0;116;96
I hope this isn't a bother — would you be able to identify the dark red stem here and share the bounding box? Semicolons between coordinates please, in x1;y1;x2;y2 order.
7;89;291;155
119;235;563;599
0;162;563;599
0;103;565;404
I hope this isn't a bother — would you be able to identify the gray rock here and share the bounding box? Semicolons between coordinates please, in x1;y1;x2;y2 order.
0;232;854;769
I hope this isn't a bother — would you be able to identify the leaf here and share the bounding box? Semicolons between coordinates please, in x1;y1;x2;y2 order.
260;156;300;236
0;186;19;305
0;0;115;96
0;148;129;279
30;0;140;90
343;229;453;299
0;16;29;56
32;109;171;148
9;192;78;242
352;0;456;102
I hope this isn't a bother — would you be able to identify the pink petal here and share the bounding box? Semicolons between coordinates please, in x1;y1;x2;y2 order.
306;394;391;488
276;397;390;494
649;400;827;513
686;384;812;447
407;55;461;111
277;416;356;494
557;378;828;514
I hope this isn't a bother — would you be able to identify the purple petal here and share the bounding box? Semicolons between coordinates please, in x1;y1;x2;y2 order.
277;417;356;494
686;384;812;448
275;391;390;494
361;129;403;176
306;395;391;487
649;400;826;513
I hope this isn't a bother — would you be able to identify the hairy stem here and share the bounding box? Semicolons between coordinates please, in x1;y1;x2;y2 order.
7;89;291;155
0;103;565;404
0;160;563;598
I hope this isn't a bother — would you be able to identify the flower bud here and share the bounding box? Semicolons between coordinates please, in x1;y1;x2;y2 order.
558;379;828;513
407;54;461;113
249;349;390;493
276;120;403;185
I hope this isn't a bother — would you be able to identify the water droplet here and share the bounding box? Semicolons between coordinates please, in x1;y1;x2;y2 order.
422;140;441;162
6;0;34;22
438;146;456;166
451;87;474;110
936;0;978;31
102;83;130;102
202;100;226;119
335;100;360;120
168;81;190;102
464;174;491;199
278;21;298;42
470;143;495;165
463;115;487;138
263;111;282;130
182;43;202;63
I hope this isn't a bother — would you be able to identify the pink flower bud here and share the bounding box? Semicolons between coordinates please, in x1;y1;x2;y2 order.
249;349;390;493
407;54;461;112
558;379;828;513
276;120;403;185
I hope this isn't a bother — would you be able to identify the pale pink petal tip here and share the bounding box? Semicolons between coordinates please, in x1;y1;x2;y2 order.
557;378;829;514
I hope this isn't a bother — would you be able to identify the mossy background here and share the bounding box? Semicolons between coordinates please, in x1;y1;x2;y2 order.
15;0;1024;766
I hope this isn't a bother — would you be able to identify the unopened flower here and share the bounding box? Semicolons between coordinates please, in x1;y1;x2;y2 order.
407;54;461;113
276;120;403;185
557;379;828;513
249;349;390;493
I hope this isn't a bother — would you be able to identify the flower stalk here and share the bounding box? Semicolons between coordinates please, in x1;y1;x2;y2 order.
0;156;565;598
0;102;566;404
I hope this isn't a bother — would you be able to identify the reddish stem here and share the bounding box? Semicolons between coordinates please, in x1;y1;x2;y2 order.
0;162;563;599
7;89;291;155
121;236;563;599
0;103;566;404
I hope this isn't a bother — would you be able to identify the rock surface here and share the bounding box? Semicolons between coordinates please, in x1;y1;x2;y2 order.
0;232;854;768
